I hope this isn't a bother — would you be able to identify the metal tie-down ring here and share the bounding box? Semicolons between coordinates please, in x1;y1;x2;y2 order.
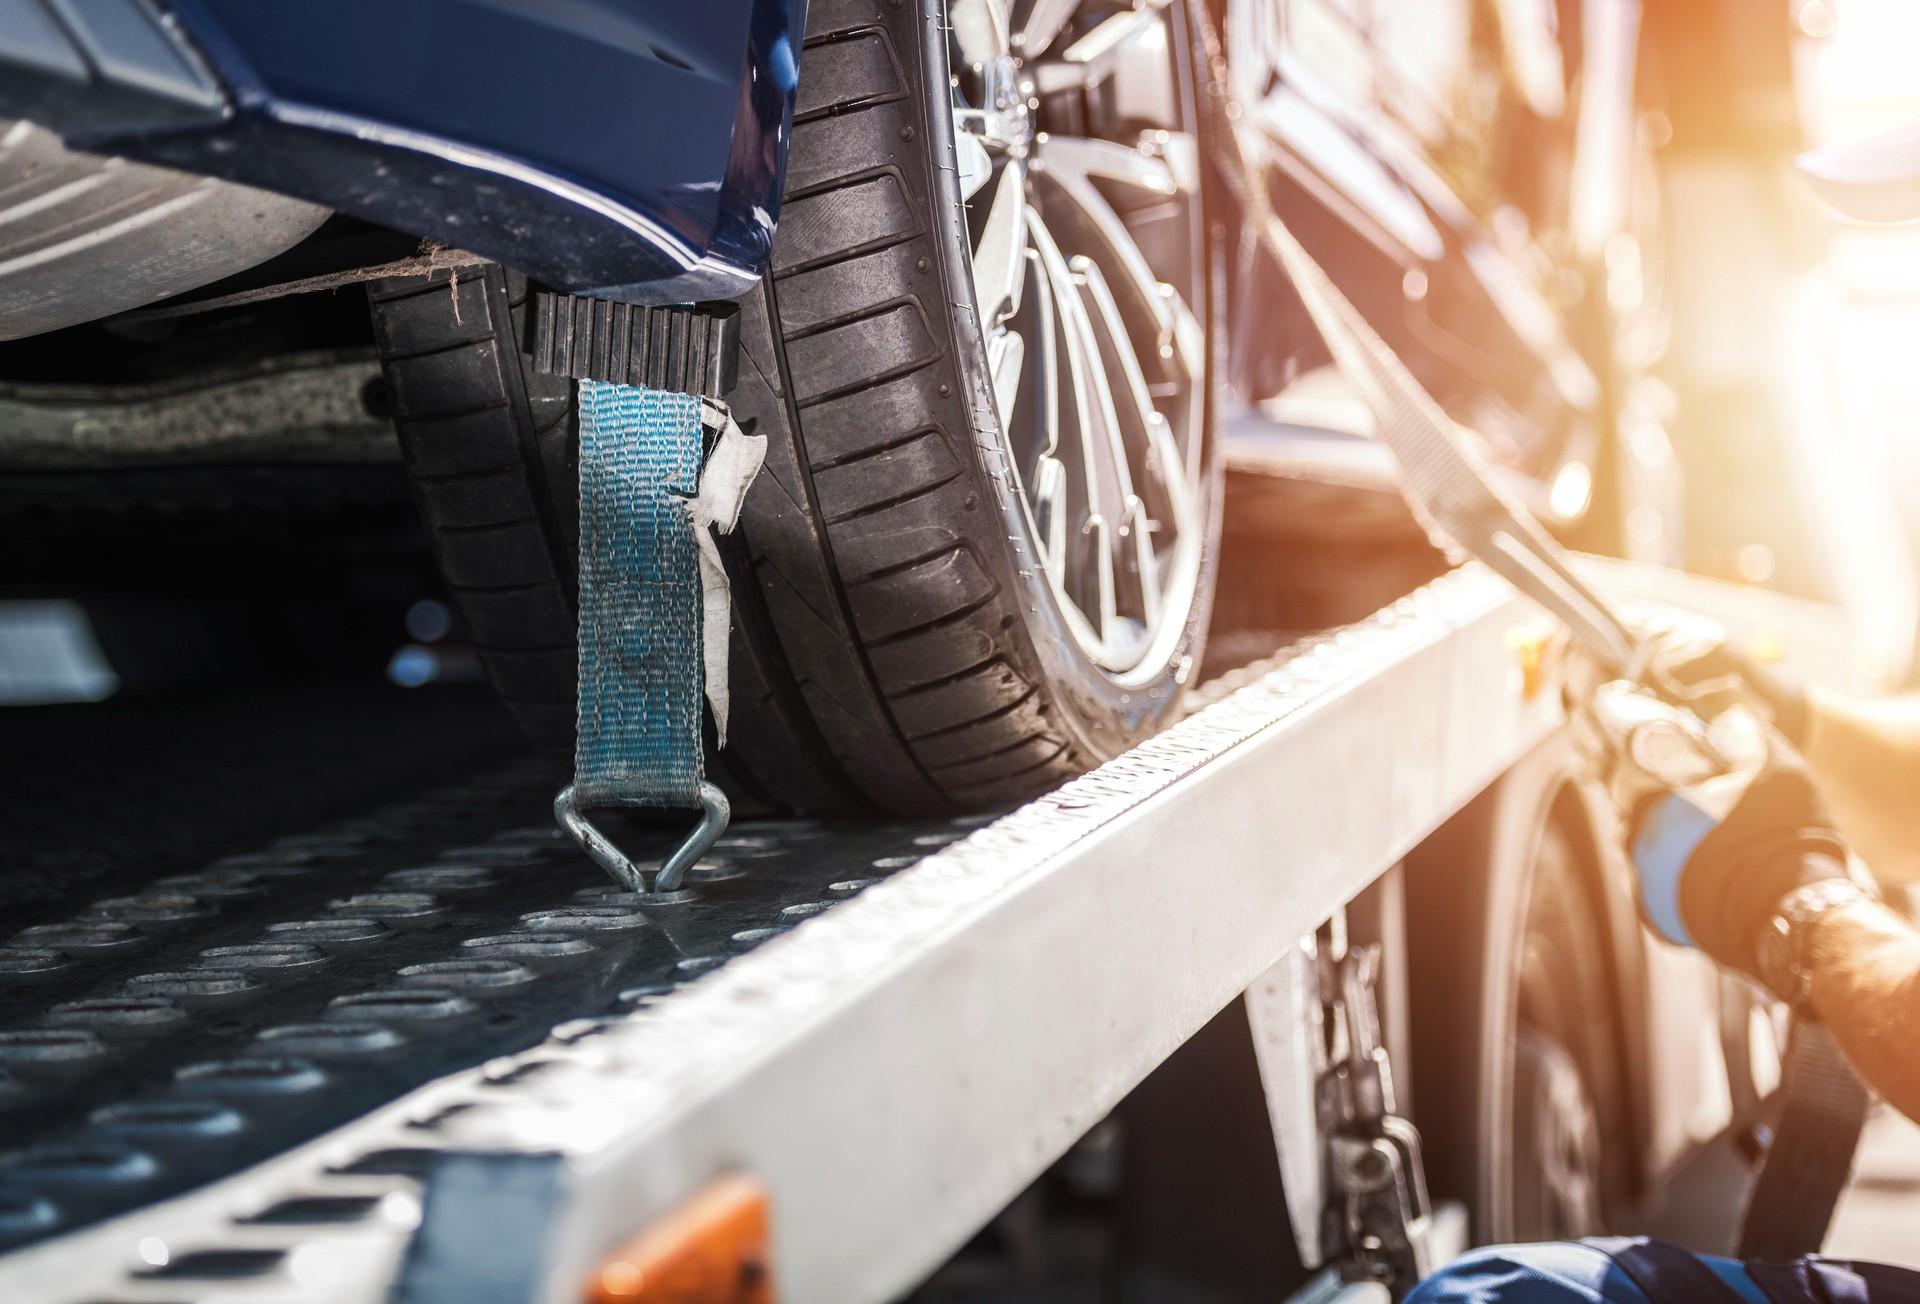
554;782;730;895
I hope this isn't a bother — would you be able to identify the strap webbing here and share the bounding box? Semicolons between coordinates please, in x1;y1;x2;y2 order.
1586;1238;1749;1304
1737;1021;1872;1260
1748;1258;1920;1304
574;381;705;809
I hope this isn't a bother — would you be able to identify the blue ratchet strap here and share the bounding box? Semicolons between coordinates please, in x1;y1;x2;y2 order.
1406;1240;1765;1304
554;381;729;895
1629;792;1717;948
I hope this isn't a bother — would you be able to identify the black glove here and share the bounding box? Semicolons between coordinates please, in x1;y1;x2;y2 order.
1630;717;1847;978
1642;627;1810;747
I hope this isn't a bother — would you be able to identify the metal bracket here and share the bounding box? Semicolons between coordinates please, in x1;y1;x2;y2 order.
531;291;740;399
554;781;730;895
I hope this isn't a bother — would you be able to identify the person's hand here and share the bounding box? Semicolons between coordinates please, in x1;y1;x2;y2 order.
1636;619;1810;746
1625;704;1850;978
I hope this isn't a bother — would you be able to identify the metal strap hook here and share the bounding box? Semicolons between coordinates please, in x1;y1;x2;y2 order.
554;782;730;895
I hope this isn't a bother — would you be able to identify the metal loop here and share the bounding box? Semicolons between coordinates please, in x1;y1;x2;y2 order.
554;782;730;895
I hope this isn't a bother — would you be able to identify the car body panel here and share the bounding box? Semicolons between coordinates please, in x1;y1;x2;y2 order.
7;0;1608;418
1;0;804;303
0;117;331;340
1224;0;1616;487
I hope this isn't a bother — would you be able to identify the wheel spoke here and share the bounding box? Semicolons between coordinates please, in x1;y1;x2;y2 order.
1146;409;1194;542
1041;132;1180;195
950;0;1011;68
972;163;1028;327
1034;244;1060;461
1027;240;1073;582
956;130;993;201
1015;0;1080;59
1029;215;1130;536
1071;252;1162;634
1146;129;1200;197
1066;252;1148;528
1070;253;1157;459
1033;6;1163;94
1031;133;1203;381
1030;215;1129;641
1086;513;1117;647
1080;254;1194;548
1033;453;1067;574
1125;493;1161;629
987;327;1025;427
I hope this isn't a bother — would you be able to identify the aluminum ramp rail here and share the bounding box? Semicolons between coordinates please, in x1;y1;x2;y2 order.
0;563;1566;1304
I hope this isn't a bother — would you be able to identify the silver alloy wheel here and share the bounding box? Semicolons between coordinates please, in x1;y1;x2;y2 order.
949;0;1207;681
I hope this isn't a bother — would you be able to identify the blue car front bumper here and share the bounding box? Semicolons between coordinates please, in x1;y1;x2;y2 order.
0;0;803;304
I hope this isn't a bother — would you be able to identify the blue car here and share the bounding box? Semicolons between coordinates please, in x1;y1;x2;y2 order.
0;0;1684;819
0;0;1821;1263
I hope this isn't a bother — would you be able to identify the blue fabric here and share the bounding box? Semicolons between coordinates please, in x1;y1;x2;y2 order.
1408;1243;1768;1304
573;381;705;809
1749;1256;1920;1303
1631;793;1720;947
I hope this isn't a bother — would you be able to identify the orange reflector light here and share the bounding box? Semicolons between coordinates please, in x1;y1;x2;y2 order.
1504;620;1563;699
1747;627;1787;663
585;1173;773;1304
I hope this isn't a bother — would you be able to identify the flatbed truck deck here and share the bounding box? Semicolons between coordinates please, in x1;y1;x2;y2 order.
0;558;1867;1304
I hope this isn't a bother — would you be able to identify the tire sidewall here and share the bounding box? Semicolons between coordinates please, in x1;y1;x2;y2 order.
1406;729;1631;1241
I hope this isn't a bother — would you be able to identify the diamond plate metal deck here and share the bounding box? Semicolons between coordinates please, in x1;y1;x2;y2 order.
0;763;969;1265
0;564;1571;1304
